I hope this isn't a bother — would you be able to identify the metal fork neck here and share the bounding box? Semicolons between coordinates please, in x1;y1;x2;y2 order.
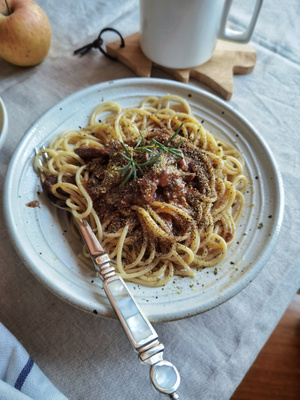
76;218;180;398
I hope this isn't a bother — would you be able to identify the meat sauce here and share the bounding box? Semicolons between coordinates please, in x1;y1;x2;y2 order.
43;129;221;236
78;130;218;227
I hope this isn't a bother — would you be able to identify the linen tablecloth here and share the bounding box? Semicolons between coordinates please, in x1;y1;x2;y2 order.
1;1;299;399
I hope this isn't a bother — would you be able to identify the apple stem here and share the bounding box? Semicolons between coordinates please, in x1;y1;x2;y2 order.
4;0;11;16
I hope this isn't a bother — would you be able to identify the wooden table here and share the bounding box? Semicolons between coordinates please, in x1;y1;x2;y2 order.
232;293;300;399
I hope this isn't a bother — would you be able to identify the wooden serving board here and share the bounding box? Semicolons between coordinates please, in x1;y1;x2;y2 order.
106;32;256;100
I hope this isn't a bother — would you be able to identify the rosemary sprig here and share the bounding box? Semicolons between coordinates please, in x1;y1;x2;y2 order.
116;123;183;187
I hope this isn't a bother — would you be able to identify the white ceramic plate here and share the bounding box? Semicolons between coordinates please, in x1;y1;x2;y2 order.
0;97;8;151
3;78;284;322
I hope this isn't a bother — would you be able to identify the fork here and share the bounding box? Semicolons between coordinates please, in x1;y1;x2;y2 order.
34;147;181;399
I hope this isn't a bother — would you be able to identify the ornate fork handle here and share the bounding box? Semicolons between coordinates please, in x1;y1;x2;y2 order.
35;147;180;397
77;219;180;399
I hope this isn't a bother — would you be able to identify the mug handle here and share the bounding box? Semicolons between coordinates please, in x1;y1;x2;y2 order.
219;0;263;43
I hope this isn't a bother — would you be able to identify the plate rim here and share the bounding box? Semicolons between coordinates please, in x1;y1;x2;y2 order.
3;77;285;322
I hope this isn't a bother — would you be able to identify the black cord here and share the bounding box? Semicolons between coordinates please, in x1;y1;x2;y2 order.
73;27;125;60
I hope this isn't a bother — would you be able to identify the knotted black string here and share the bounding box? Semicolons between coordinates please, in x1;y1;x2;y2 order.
73;28;125;60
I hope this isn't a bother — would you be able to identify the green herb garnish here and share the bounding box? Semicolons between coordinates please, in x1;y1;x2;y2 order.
116;123;183;187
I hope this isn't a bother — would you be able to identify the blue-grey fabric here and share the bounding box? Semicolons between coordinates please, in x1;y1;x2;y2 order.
0;323;67;400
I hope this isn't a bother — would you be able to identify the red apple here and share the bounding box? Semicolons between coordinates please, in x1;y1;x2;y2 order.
0;0;51;67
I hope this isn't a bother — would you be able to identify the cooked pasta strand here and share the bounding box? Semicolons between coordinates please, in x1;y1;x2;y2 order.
35;95;248;287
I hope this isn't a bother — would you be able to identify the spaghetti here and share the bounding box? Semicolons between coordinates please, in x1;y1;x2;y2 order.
35;95;248;287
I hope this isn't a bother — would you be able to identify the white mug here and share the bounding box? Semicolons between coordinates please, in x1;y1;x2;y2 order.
139;0;263;69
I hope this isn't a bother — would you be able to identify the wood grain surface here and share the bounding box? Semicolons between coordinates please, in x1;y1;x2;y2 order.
231;293;300;399
106;32;256;100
